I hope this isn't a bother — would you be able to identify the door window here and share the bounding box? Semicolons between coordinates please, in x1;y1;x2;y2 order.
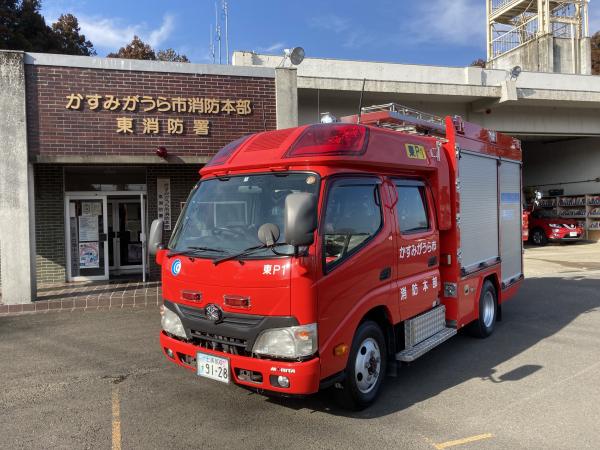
396;185;430;234
68;198;107;278
322;178;382;270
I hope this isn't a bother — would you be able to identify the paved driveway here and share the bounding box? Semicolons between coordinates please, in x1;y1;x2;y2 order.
1;243;599;449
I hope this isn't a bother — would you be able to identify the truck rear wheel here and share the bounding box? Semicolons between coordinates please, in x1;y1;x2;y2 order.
468;280;497;338
335;321;387;410
531;228;547;246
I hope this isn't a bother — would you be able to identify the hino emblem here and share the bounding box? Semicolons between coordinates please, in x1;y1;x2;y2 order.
205;304;223;323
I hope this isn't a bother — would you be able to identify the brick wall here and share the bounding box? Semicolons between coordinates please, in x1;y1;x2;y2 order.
25;66;276;159
34;165;66;284
19;63;277;288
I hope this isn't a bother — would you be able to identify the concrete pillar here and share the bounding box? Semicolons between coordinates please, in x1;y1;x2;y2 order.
580;37;591;75
275;67;298;129
538;34;554;73
0;51;36;304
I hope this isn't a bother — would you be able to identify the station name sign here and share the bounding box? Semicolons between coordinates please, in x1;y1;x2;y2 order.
64;94;253;136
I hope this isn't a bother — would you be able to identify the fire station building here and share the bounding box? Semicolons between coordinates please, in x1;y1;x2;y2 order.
235;51;600;240
0;50;296;304
2;48;600;305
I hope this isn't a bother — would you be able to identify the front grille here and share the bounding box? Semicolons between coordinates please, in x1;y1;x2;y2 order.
190;329;250;356
178;304;263;327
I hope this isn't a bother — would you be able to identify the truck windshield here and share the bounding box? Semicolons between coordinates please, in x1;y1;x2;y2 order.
169;172;319;258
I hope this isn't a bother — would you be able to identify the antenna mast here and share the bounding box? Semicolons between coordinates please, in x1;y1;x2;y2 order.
209;24;215;64
223;0;230;64
215;1;222;64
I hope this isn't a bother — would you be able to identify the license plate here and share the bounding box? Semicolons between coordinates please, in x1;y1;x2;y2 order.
570;232;578;237
197;352;230;384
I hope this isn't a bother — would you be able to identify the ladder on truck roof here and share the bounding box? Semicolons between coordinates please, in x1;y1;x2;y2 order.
356;102;447;137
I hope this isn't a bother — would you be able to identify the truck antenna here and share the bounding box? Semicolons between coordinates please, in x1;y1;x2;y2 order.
357;78;366;123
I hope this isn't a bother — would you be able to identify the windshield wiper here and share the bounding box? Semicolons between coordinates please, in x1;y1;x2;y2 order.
213;243;290;266
168;246;227;258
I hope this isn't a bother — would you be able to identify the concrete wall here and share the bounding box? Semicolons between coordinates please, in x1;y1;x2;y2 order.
0;51;35;304
275;68;298;129
523;137;600;196
468;105;600;137
489;36;591;75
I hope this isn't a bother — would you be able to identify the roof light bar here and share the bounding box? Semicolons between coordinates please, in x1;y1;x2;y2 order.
284;124;369;158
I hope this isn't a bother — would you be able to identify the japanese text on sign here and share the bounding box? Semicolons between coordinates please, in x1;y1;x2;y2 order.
399;240;437;260
115;117;210;135
157;178;172;231
400;276;439;301
65;94;252;115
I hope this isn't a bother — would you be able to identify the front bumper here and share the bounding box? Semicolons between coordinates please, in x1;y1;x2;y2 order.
549;230;583;241
160;332;321;394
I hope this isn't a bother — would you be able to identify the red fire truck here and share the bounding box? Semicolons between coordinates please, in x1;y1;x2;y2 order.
149;103;524;409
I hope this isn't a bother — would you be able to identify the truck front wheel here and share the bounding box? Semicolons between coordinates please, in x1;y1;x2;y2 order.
335;321;387;410
468;280;497;338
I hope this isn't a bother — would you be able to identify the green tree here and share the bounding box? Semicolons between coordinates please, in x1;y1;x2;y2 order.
157;48;189;62
51;13;95;56
108;36;190;63
470;58;486;68
107;35;156;60
0;0;53;51
0;1;96;55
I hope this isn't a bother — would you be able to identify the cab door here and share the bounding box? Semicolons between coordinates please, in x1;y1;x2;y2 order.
392;179;440;319
316;176;396;378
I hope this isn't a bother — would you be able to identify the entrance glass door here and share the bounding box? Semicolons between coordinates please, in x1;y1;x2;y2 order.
108;199;143;273
66;196;109;281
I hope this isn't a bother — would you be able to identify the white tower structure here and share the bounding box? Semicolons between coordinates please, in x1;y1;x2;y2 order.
486;0;591;74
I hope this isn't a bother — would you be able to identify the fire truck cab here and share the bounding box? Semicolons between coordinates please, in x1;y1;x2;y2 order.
151;104;524;409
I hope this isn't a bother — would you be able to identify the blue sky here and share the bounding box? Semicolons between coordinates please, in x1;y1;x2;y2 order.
41;0;600;67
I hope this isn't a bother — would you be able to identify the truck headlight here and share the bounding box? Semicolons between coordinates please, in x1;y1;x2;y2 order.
549;223;561;228
160;305;187;339
252;323;317;359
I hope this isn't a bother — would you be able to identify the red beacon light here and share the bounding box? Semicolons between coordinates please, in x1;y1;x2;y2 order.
285;124;369;158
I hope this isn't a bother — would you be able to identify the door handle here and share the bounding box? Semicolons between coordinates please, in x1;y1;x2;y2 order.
428;256;437;267
379;267;391;281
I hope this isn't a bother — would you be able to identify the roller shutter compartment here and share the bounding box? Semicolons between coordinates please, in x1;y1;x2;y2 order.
458;153;499;272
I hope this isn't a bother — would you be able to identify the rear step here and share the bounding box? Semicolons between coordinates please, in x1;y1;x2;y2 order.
395;327;457;362
395;304;457;363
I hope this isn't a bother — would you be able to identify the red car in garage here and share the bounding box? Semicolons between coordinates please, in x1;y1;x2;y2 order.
529;209;584;245
522;210;530;242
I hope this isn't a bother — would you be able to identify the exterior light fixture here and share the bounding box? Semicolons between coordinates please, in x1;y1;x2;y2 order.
156;146;168;159
278;47;305;67
320;112;337;124
510;65;522;80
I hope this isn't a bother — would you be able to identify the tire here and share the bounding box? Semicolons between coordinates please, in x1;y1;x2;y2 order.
530;229;547;246
335;321;387;410
468;280;497;338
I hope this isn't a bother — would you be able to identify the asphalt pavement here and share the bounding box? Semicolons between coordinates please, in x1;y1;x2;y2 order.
1;242;599;449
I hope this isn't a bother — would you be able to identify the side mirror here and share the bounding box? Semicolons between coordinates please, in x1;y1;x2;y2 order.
148;218;164;256
284;193;317;247
258;223;280;246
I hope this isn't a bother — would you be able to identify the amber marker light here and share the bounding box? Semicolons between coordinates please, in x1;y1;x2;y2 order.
334;344;349;356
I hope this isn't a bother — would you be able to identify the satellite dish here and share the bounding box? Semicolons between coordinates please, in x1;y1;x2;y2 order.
284;47;305;66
